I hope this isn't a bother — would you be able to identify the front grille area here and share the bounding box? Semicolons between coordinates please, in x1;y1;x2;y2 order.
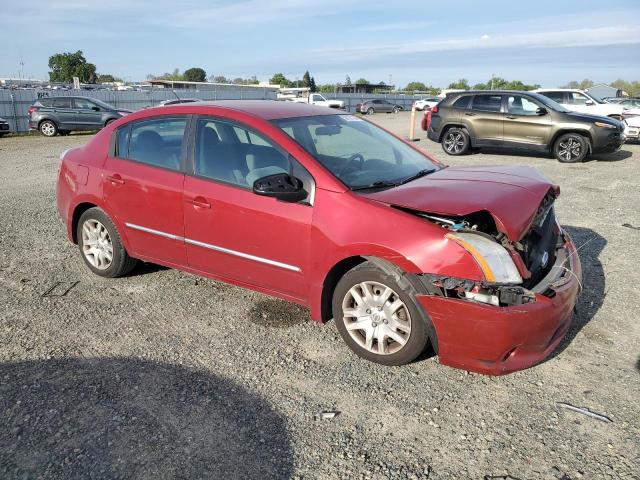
520;194;559;288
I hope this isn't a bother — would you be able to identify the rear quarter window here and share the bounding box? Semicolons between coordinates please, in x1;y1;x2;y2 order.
451;96;471;109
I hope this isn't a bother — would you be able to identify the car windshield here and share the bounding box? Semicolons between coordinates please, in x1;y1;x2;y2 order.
585;91;604;103
533;94;569;113
273;114;440;190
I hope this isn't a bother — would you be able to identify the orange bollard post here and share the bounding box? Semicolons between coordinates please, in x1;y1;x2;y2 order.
408;104;419;142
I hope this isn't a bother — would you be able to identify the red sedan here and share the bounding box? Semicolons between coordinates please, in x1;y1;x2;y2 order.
56;101;582;375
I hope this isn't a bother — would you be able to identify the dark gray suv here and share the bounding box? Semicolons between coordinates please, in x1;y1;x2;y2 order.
28;97;131;137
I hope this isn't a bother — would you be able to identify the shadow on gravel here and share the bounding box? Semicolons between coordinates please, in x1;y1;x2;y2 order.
0;357;293;480
471;147;631;162
250;298;310;328
127;261;169;277
548;226;606;361
636;356;640;373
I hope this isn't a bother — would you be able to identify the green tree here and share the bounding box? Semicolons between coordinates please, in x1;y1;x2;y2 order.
48;50;97;84
309;76;317;93
319;84;335;93
270;73;293;87
345;75;352;86
210;75;229;83
183;67;207;82
563;79;594;90
447;78;470;90
355;78;369;85
302;70;312;88
405;81;427;91
96;74;122;83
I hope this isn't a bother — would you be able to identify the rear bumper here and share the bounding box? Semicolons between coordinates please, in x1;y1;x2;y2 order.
417;233;582;375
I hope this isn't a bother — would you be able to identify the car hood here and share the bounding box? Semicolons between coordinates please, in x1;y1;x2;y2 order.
564;110;620;125
359;166;557;241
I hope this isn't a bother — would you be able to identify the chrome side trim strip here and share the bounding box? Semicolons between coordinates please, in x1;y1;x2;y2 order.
125;223;184;241
125;222;301;273
184;238;301;272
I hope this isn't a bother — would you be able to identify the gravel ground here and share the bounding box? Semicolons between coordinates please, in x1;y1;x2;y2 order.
0;115;639;480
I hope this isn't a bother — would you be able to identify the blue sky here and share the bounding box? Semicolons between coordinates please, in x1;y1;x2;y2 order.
1;0;639;87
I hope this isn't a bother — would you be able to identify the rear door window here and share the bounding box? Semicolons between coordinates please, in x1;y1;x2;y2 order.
53;98;72;109
125;117;187;171
471;95;503;112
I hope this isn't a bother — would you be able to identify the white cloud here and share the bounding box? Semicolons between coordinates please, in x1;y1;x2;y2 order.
308;26;640;61
353;21;432;33
480;34;490;40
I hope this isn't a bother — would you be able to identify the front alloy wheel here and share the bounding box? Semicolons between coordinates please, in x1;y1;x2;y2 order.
332;261;434;366
554;133;588;163
342;281;411;355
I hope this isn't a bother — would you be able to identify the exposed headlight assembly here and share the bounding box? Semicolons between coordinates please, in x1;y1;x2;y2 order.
446;232;523;284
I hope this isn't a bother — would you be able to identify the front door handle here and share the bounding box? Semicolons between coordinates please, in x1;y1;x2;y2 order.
506;115;517;119
464;112;476;116
187;196;211;209
106;174;125;185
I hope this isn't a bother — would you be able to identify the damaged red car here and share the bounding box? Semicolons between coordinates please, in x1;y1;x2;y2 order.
56;101;582;375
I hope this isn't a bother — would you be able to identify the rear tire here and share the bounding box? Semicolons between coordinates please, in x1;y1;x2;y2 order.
39;120;58;137
332;261;433;366
77;207;138;278
392;106;400;113
441;127;470;155
553;133;588;163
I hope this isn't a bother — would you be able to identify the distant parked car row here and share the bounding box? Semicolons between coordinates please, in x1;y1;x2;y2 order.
422;90;625;162
413;96;441;111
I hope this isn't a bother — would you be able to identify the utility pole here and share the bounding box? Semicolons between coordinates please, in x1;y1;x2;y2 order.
19;57;25;81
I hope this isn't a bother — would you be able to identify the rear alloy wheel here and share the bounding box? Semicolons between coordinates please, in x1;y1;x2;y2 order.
77;207;138;278
442;127;470;155
554;133;588;163
39;120;58;137
367;107;375;115
392;106;400;113
333;262;432;365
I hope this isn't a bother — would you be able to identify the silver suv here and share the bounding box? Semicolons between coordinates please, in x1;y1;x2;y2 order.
28;97;131;137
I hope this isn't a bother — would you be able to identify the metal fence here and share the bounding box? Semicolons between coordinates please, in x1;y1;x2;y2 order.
0;87;278;132
0;88;428;133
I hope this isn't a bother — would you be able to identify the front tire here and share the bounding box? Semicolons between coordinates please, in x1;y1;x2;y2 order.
39;120;58;137
77;207;138;278
553;133;588;163
332;261;433;366
367;108;375;115
442;127;470;155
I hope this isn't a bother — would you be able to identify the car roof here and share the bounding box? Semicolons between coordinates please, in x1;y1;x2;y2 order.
533;88;584;92
146;100;344;120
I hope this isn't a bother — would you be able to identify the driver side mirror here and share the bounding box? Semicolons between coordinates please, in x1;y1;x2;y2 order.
536;107;548;115
253;173;307;203
585;100;595;106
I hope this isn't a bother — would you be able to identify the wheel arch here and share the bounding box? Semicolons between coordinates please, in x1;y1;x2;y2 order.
550;129;593;153
38;117;58;129
438;123;471;142
71;202;99;244
319;255;368;323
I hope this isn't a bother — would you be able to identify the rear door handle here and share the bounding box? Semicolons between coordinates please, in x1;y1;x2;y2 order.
464;112;476;116
506;115;517;119
106;174;125;185
187;196;211;209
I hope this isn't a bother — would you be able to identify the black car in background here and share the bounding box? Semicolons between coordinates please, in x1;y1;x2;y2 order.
0;117;10;136
27;96;131;137
355;99;403;114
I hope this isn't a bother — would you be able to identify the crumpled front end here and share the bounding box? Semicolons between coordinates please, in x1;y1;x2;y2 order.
417;230;582;375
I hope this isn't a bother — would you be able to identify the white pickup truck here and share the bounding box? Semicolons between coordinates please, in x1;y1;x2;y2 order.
277;88;345;109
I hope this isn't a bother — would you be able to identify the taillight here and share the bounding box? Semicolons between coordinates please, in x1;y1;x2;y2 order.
27;106;38;115
430;106;438;114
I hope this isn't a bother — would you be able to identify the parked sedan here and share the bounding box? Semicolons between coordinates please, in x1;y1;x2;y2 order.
622;109;640;141
0;117;10;136
413;97;441;111
355;99;403;114
28;96;132;137
56;100;582;375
